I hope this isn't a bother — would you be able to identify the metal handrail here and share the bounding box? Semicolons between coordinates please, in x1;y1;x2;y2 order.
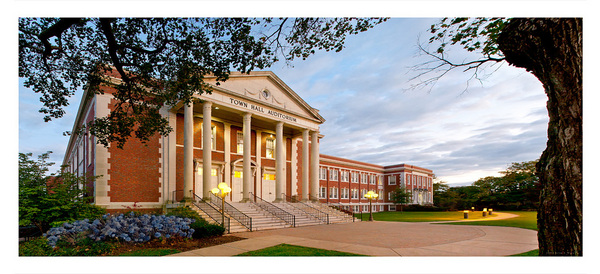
209;192;252;231
282;193;329;224
249;192;295;227
307;197;355;222
193;194;230;233
327;203;356;222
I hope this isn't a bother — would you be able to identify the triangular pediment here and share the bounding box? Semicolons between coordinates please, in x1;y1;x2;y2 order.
204;71;325;123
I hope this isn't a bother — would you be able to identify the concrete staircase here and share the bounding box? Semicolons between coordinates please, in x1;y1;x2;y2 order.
230;202;291;231
275;202;325;227
190;202;248;233
307;202;358;224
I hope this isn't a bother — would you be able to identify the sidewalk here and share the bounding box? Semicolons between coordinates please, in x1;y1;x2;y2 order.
170;214;538;256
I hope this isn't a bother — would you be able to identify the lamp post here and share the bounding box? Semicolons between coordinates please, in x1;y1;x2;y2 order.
364;190;378;221
211;182;231;227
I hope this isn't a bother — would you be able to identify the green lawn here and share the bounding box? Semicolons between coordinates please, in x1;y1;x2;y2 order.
235;244;366;256
354;210;537;231
439;211;538;231
355;211;490;222
510;249;539;256
118;248;180;256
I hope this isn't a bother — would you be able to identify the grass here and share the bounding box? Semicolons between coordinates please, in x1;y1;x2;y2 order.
235;244;366;256
354;210;538;231
118;248;180;256
355;211;490;222
439;211;538;231
510;249;539;256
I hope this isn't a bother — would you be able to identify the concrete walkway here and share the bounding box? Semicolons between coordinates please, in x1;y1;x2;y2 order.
170;213;538;257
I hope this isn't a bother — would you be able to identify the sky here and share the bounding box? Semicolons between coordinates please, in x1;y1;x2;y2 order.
17;18;549;187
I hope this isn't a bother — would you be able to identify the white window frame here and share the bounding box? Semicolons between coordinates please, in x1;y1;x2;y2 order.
329;187;338;199
236;132;244;154
319;167;327;180
389;175;396;185
266;137;275;159
341;171;349;182
319;187;327;199
370;174;376;185
211;125;217;150
330;169;338;181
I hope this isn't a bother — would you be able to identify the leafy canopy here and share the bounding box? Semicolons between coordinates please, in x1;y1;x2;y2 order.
19;152;105;232
19;17;386;148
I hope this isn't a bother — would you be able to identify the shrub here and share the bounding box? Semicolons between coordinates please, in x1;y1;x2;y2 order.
19;237;53;256
190;221;225;238
166;206;223;238
44;213;195;248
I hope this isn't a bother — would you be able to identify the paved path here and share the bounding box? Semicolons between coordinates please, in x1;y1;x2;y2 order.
170;213;538;257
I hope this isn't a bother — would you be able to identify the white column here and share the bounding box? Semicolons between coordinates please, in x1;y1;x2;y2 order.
224;123;231;188
274;121;285;202
202;101;212;200
242;113;252;202
183;102;194;200
310;130;319;201
301;129;310;201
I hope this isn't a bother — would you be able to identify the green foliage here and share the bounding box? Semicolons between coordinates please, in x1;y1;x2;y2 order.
389;187;411;205
235;244;366;256
19;237;115;256
433;160;539;211
118;249;180;256
190;222;225;239
19;17;386;148
442;211;538;231
19;152;106;233
429;17;509;57
166;206;224;238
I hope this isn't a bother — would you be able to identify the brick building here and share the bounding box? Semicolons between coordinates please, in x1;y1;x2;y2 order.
62;71;434;213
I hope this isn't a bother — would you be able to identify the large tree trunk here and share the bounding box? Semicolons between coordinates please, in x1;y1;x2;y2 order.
497;18;582;256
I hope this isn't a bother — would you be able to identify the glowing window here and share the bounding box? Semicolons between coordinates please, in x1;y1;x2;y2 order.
263;173;275;180
266;138;275;159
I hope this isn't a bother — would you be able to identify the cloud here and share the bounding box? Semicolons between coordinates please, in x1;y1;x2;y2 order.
273;18;549;186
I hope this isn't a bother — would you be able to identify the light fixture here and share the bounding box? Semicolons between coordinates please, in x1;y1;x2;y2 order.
363;190;378;221
212;182;232;227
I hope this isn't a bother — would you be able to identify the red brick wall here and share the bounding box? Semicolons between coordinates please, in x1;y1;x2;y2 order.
107;102;161;203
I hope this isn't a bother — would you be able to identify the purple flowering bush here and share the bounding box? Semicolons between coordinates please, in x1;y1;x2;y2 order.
43;212;195;248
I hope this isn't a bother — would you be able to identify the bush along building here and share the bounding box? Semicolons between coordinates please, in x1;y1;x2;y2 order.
63;71;434;232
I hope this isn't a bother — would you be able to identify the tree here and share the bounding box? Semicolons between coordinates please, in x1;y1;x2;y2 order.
419;18;581;255
19;17;386;148
389;187;411;213
19;152;105;233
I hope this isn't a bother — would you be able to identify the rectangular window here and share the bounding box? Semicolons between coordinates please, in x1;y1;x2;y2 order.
341;171;349;182
351;172;358;183
263;173;275;180
380;205;384;211
320;187;327;199
319;167;327;180
87;134;93;166
389;205;396;211
370;174;376;185
237;132;244;154
342;188;349;199
200;168;219;176
361;189;367;198
266;138;275;159
379;190;383;200
351;189;358;199
329;187;338;198
361;174;367;184
353;205;359;212
389;175;396;185
330;169;338;181
362;205;368;212
388;192;392;201
234;171;243;178
211;125;217;150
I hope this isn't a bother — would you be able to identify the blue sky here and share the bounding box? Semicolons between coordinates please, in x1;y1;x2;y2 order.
18;18;549;186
